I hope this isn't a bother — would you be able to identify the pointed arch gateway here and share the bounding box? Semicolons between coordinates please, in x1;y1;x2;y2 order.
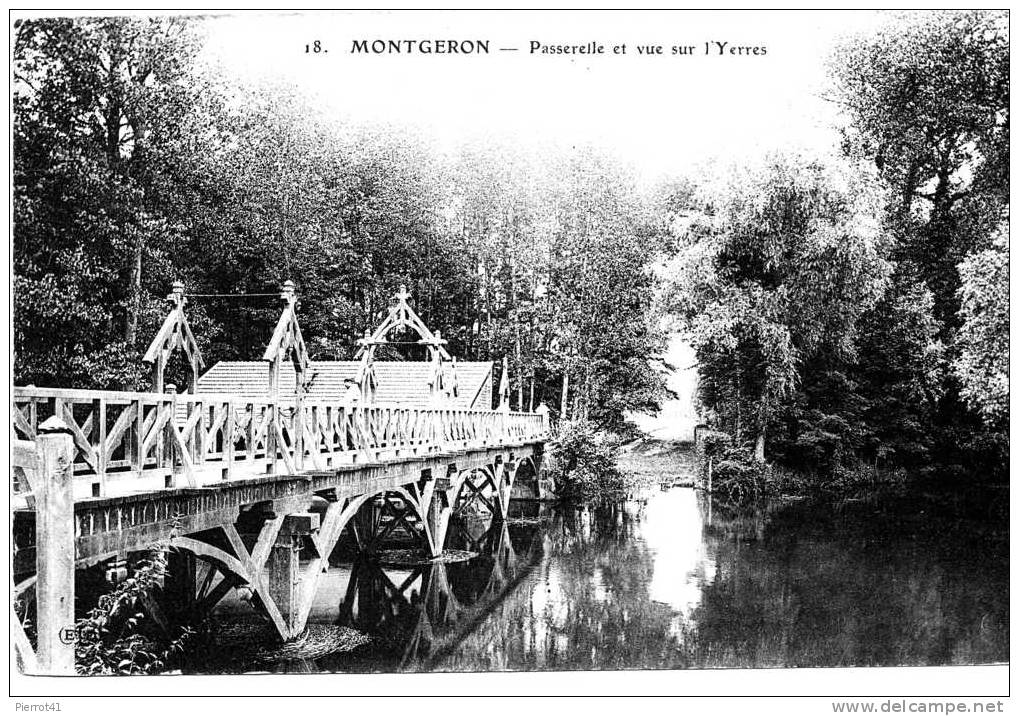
141;282;206;487
143;281;206;394
354;285;459;405
263;280;312;471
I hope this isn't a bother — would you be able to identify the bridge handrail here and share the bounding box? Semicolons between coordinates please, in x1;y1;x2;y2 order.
14;386;538;415
12;385;548;501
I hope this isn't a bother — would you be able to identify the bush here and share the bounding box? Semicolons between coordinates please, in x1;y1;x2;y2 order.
710;447;771;503
545;419;627;502
75;548;195;675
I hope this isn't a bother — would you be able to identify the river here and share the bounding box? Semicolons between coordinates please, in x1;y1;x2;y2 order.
185;448;1008;674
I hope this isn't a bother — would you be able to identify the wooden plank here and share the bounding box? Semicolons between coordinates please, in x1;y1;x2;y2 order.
60;403;97;470
168;421;197;488
221;523;289;639
95;398;107;497
222;401;235;479
13;439;38;472
273;420;298;475
204;403;228;457
103;402;139;462
12;404;35;439
12;604;37;674
140;403;174;459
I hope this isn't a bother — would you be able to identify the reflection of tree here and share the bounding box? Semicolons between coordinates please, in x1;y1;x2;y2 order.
684;496;1009;667
435;502;686;672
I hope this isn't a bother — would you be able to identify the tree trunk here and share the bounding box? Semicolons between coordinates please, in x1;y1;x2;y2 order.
560;370;570;421
124;236;142;345
754;430;766;463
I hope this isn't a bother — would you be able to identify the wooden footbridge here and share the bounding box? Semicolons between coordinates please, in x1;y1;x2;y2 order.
11;282;550;674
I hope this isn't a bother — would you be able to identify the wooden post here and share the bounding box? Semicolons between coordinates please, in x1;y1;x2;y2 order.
162;385;176;487
35;416;77;675
222;401;234;480
134;398;145;472
281;281;304;473
294;378;304;472
93;397;107;498
267;535;300;636
267;361;279;475
426;473;454;559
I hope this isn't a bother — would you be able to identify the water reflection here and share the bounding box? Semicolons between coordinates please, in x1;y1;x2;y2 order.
231;479;1009;672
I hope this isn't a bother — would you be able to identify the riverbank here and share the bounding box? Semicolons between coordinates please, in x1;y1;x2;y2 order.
617;438;700;488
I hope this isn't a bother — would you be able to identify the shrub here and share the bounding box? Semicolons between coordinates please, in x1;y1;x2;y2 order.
710;447;771;503
75;548;195;675
545;419;626;502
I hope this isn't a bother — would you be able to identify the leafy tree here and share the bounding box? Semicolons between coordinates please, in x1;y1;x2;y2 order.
670;156;892;463
831;10;1008;330
542;149;668;429
13;16;215;388
954;228;1008;427
830;11;1009;474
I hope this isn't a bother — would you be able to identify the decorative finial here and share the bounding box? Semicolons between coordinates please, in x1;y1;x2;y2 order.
395;285;412;304
167;281;185;307
281;280;296;305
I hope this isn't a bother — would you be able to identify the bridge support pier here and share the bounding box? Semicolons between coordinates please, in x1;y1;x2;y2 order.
264;513;319;638
266;534;299;635
423;470;456;559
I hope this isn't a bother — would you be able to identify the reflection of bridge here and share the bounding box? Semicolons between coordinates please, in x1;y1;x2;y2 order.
332;517;544;670
11;283;549;674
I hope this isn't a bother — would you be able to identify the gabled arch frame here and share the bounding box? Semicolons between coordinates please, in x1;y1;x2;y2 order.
143;281;206;395
263;281;312;472
354;286;459;406
142;281;206;486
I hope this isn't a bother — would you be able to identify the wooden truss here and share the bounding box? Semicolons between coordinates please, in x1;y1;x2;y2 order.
142;281;205;393
263;280;310;396
354;285;458;405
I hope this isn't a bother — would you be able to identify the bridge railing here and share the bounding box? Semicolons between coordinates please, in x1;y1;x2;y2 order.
11;387;548;503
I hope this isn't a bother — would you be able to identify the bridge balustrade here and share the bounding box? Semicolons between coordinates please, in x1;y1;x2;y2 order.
11;386;548;503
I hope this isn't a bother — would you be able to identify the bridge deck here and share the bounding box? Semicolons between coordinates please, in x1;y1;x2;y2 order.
13;439;541;572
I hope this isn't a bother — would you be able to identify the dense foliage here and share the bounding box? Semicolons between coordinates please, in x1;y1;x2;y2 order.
75;549;194;675
13;17;667;431
545;419;628;502
668;11;1008;486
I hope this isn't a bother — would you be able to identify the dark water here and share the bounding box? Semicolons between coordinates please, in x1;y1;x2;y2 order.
195;478;1009;672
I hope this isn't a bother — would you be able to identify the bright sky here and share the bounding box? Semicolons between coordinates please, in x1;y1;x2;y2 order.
199;10;888;182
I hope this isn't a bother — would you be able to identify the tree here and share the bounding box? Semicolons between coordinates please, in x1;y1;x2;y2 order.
670;155;892;463
954;228;1008;427
831;11;1009;473
13;17;214;388
831;10;1008;330
542;149;668;429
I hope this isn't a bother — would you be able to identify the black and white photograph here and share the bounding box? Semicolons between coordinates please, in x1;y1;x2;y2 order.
7;7;1010;707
